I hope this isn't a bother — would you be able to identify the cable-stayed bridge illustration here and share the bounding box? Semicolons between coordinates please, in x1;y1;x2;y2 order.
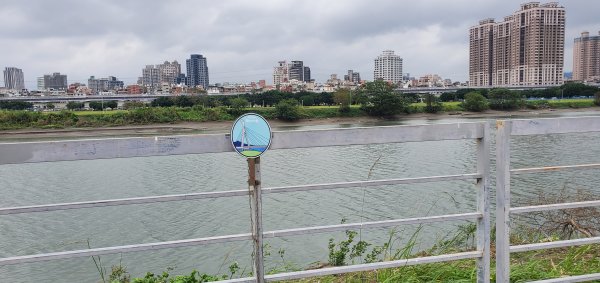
232;120;270;157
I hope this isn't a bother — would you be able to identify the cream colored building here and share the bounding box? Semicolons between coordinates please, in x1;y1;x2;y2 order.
469;2;565;87
573;31;600;82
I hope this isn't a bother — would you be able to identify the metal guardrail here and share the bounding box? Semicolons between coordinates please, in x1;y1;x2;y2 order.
495;116;600;283
0;122;492;282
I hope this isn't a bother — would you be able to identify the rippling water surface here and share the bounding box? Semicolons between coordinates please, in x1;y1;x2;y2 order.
2;111;600;282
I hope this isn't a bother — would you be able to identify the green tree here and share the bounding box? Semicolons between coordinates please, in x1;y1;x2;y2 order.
174;95;194;107
45;103;55;110
122;101;146;110
360;81;406;117
333;89;352;113
462;92;489;112
594;91;600;106
488;88;524;110
275;99;301;121
299;95;315;106
151;96;174;107
423;93;443;113
66;101;85;110
228;97;248;115
105;100;118;109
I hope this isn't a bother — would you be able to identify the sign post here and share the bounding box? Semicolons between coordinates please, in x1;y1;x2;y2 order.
231;113;271;283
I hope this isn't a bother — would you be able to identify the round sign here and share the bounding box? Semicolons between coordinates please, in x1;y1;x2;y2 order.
230;113;272;158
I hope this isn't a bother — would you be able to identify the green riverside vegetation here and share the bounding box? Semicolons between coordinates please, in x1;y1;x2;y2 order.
1;82;599;130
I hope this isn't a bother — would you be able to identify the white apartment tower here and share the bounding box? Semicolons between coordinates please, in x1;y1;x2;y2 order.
374;50;403;84
469;2;565;86
273;61;289;85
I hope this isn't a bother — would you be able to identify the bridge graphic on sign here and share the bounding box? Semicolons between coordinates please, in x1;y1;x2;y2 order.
231;114;271;158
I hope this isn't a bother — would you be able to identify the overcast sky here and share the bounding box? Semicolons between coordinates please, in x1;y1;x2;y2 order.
1;0;598;89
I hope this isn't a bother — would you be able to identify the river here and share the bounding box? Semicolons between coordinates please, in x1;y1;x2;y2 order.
2;111;600;282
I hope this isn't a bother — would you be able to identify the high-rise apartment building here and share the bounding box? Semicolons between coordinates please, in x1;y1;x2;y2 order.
374;50;403;83
3;67;25;90
573;31;600;82
142;65;160;89
186;54;209;89
289;61;305;82
158;61;181;85
469;2;565;87
43;72;68;90
303;66;311;82
273;61;288;85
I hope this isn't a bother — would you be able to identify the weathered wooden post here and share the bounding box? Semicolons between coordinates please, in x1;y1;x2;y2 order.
248;157;265;283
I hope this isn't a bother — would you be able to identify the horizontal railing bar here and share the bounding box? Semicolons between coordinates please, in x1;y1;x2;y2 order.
510;116;600;136
0;189;249;215
0;173;479;215
264;212;482;238
218;251;482;283
511;163;600;175
0;233;252;266
510;237;600;253
511;200;600;214
528;273;600;283
0;122;484;164
264;173;480;194
265;251;481;282
0;212;480;265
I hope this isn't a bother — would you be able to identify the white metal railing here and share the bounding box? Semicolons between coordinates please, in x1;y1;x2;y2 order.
495;116;600;283
0;122;491;282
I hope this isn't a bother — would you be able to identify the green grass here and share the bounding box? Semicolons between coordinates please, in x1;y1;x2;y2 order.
241;150;261;157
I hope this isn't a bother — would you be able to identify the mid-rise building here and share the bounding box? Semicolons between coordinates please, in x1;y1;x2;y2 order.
573;31;600;82
43;72;68;90
374;50;403;83
88;76;124;94
3;67;25;90
289;61;305;82
344;70;361;84
37;77;45;91
186;54;209;89
273;60;311;85
469;2;565;86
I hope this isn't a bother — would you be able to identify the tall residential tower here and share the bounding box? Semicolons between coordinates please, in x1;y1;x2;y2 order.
573;31;600;82
3;67;25;90
186;54;209;89
469;2;565;86
374;50;403;84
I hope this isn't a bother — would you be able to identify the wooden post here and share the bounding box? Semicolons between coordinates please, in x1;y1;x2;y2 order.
495;120;512;283
476;122;491;283
248;157;265;283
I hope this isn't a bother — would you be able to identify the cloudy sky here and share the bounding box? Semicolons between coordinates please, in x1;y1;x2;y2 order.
1;0;598;89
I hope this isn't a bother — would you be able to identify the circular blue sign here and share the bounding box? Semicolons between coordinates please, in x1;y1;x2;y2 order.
231;113;272;158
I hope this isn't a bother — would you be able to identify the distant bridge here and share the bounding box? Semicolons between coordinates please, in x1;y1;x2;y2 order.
396;85;559;94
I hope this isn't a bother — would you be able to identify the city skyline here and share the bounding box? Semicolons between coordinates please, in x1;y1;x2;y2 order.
0;0;599;89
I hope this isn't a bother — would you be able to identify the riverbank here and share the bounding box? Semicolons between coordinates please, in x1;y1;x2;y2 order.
2;107;600;141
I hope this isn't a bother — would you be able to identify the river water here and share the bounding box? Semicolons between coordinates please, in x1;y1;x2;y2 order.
2;111;600;282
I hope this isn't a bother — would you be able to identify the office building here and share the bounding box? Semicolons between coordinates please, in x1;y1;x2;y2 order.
43;72;68;90
573;31;600;82
186;54;209;89
303;66;311;82
469;2;565;86
374;50;403;83
3;67;25;90
142;65;160;89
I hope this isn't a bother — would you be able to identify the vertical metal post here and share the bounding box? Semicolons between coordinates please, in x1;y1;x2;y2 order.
495;120;512;283
248;157;265;283
476;122;491;283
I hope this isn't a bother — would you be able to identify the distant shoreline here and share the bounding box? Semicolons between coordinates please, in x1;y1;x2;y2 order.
2;107;600;141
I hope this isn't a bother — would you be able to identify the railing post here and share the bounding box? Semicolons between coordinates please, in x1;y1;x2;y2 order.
476;122;491;283
248;157;265;283
495;120;512;283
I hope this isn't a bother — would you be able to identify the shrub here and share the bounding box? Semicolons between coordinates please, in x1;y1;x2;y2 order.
275;99;301;121
462;92;489;112
488;88;524;110
360;81;406;117
151;96;174;107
